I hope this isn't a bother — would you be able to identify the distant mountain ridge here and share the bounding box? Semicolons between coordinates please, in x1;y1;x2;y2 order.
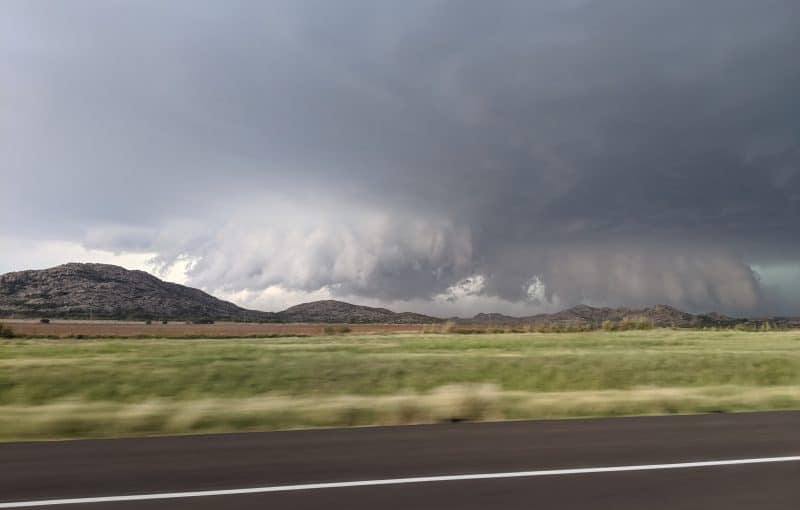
1;263;796;327
464;304;800;329
522;304;730;328
281;300;439;324
0;263;439;323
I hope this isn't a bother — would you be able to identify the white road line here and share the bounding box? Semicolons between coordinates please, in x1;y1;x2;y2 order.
1;456;799;508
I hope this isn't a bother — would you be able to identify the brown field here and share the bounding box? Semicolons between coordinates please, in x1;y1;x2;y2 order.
2;320;425;338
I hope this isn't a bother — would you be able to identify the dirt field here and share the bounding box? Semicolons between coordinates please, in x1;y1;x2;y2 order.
2;320;425;338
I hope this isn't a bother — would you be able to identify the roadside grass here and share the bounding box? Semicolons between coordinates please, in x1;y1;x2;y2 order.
1;329;799;440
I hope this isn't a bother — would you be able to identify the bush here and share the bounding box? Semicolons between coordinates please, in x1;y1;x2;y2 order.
145;320;152;325
39;318;50;324
323;325;352;335
618;318;655;331
0;323;14;338
602;320;616;332
735;321;780;332
440;321;457;333
162;320;169;325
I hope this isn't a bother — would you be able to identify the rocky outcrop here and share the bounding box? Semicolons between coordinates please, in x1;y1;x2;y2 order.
470;313;519;324
2;263;794;327
0;264;440;323
468;304;744;328
279;300;441;323
0;263;278;321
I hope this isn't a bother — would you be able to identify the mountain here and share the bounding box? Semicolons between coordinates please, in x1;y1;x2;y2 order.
524;303;703;327
1;263;791;327
469;312;520;324
462;304;740;328
0;263;278;321
280;300;440;324
0;263;440;323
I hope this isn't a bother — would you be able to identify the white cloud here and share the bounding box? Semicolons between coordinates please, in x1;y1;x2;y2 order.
0;236;189;285
118;198;476;302
436;274;485;302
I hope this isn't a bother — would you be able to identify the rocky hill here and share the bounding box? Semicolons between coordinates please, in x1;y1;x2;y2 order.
523;304;709;328
457;304;748;328
280;300;440;324
2;263;792;327
0;264;440;323
469;312;519;324
453;304;738;328
0;263;278;321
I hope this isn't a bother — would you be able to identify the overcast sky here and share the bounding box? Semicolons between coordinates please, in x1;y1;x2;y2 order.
2;0;800;317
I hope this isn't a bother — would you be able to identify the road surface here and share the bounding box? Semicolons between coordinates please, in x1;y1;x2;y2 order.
2;411;799;509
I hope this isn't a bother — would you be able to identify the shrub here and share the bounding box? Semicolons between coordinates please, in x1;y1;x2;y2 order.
323;325;352;335
618;318;654;331
734;322;777;332
0;323;14;338
440;321;457;333
162;320;169;325
602;320;616;332
40;318;50;324
145;320;152;325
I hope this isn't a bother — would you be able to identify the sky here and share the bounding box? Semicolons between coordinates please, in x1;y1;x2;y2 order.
2;0;800;317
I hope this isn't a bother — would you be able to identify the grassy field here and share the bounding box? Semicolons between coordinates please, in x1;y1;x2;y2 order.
1;329;800;441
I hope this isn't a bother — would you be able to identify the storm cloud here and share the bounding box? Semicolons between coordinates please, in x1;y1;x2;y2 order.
2;0;799;315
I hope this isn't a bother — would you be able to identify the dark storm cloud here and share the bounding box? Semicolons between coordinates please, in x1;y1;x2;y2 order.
3;0;800;314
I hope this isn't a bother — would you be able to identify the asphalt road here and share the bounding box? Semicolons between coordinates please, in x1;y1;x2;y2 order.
2;411;799;509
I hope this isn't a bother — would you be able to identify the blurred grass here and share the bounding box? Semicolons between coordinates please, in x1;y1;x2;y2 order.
1;329;800;440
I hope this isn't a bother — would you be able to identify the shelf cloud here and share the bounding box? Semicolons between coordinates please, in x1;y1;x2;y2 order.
3;0;799;315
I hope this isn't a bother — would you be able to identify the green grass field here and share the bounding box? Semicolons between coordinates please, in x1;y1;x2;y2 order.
2;329;800;441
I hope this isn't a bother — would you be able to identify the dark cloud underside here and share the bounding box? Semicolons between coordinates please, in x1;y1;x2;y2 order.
3;0;800;315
